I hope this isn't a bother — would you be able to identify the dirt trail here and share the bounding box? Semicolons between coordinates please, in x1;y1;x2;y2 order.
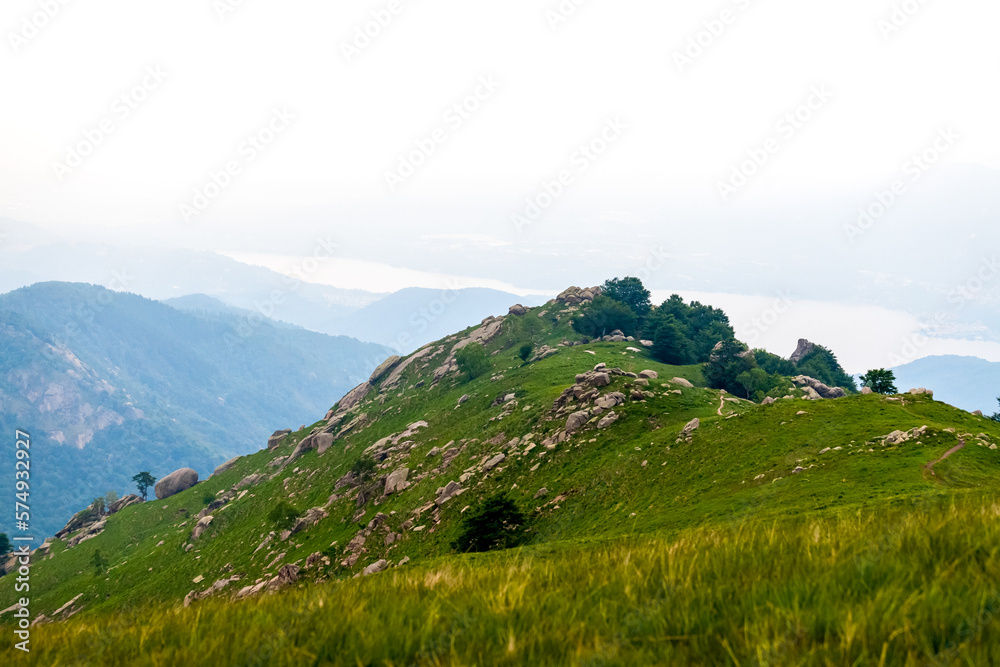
925;439;965;478
717;394;725;416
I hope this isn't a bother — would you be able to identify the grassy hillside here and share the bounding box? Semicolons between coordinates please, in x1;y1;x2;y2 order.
3;291;999;665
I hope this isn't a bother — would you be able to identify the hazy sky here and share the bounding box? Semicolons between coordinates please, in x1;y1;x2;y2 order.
2;0;999;370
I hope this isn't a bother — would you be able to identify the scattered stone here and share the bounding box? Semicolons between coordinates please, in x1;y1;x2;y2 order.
671;377;694;388
154;468;199;500
267;429;292;450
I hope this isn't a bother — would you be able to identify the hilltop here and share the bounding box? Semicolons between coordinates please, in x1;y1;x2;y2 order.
3;283;1000;665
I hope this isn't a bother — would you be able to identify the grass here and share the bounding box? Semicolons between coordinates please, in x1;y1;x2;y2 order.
10;491;1000;666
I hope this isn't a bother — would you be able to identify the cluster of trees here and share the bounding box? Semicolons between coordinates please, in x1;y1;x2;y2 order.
571;278;736;366
574;277;857;401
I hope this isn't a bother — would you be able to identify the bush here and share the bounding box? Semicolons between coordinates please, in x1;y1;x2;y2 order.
202;492;216;505
572;296;638;338
518;343;535;362
455;343;491;382
350;456;377;484
452;493;528;553
267;501;301;530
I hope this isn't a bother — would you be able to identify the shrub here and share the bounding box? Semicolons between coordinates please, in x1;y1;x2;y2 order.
202;492;216;506
350;456;377;484
267;501;301;530
518;343;535;362
452;493;528;553
455;343;491;382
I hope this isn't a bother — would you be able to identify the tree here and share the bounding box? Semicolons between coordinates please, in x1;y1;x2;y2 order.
859;369;897;395
267;501;301;530
572;296;639;338
132;471;156;501
104;490;119;509
704;338;757;395
455;343;491;382
92;497;107;516
651;316;692;365
518;343;535;362
0;533;11;558
989;397;1000;423
91;549;107;574
601;277;652;318
796;345;857;393
452;493;528;553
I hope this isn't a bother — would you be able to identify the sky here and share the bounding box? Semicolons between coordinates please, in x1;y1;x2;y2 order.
1;0;999;371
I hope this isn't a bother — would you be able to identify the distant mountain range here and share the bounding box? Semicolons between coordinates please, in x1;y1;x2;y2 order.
887;355;1000;415
0;282;391;539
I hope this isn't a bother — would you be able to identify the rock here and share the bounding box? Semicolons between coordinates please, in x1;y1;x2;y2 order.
796;410;808;415
791;466;806;474
266;564;300;592
436;481;463;506
597;412;619;429
861;387;873;395
338;381;373;412
384;468;410;495
315;433;335;455
191;515;213;540
529;345;560;362
363;559;389;576
594;392;626;409
484;453;506;471
639;340;653;348
671;377;694;389
534;487;549;499
508;304;527;316
792;375;847;400
267;429;292;450
908;388;934;398
154;468;199;500
107;494;141;514
789;339;815;364
291;507;329;535
369;356;401;383
761;397;776;405
213;456;241;477
566;411;591;433
458;394;470;406
590;372;611;388
235;473;264;490
681;418;699;435
973;410;985;417
801;386;822;401
885;430;908;445
639;370;659;379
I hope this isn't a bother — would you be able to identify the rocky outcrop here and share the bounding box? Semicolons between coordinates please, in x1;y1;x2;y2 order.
154;468;199;500
191;515;213;540
908;388;934;398
677;418;700;444
290;507;329;536
566;410;591;433
213;456;241;477
792;376;847;400
369;356;401;384
267;429;292;450
338;381;373;412
436;481;463;506
508;304;527;316
789;339;816;364
554;286;601;306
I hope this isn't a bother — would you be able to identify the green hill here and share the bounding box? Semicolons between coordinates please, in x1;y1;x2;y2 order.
3;285;999;666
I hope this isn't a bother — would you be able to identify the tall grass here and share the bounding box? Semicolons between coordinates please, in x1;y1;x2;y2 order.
12;492;1000;666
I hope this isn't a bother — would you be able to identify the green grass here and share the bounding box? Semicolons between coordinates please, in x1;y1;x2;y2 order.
9;492;1000;666
4;298;1000;665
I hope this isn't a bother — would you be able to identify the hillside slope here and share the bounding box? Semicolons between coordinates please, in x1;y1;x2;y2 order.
0;282;391;538
3;288;1000;665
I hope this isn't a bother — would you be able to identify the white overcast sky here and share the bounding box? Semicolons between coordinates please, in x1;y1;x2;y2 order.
2;0;999;370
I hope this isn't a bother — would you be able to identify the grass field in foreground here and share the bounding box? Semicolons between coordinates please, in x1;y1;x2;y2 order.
10;490;1000;666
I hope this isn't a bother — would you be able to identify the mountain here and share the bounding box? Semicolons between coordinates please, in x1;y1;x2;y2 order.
328;286;550;353
886;355;1000;415
4;285;999;664
0;282;391;539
